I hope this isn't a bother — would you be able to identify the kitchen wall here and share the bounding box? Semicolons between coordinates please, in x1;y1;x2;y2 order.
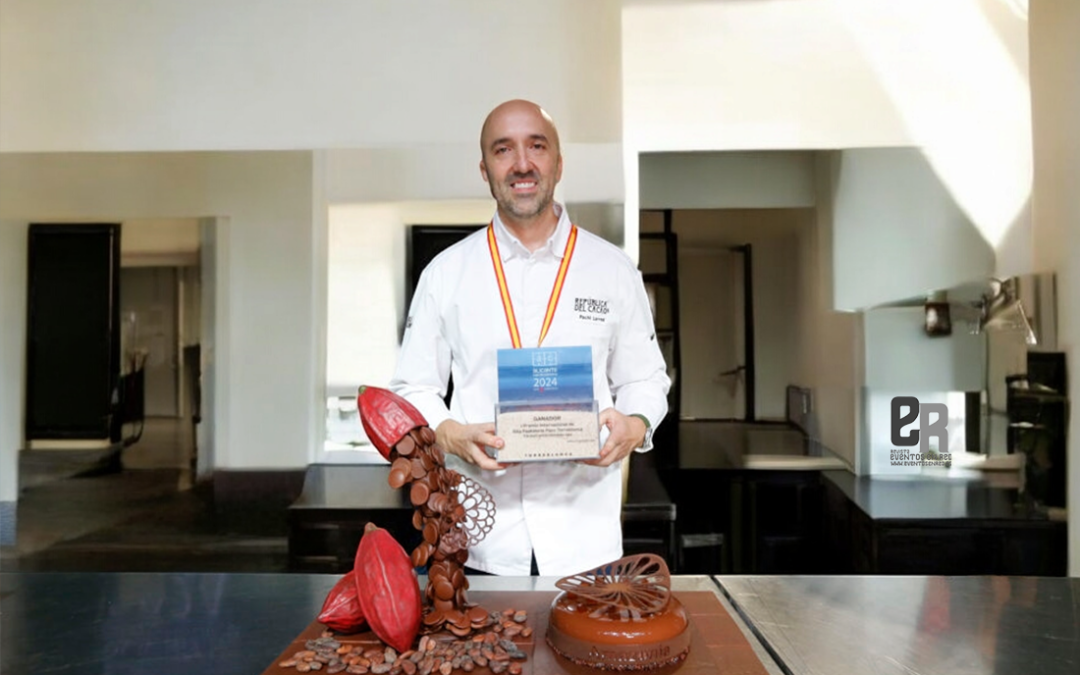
621;0;1032;276
0;152;317;473
831;148;997;311
0;0;622;152
1030;0;1080;576
0;221;27;544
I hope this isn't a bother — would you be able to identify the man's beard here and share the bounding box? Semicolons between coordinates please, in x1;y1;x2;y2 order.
490;171;554;222
499;190;552;221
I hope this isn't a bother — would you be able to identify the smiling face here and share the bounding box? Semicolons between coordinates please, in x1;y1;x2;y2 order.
479;100;563;228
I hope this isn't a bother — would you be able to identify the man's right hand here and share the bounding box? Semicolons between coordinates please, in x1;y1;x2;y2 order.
435;419;507;471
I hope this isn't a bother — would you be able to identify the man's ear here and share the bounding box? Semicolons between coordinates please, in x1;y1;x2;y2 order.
555;154;563;183
479;159;489;184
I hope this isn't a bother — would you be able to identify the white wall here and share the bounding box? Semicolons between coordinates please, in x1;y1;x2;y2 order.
791;155;862;470
327;144;624;206
622;0;907;152
621;0;1033;276
863;308;987;393
832;148;996;311
0;221;28;534
0;152;317;470
1029;0;1080;576
0;0;622;152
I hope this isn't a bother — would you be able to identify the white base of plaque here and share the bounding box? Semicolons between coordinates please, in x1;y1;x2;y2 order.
494;402;600;462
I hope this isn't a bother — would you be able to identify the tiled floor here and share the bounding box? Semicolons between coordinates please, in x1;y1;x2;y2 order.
1;418;288;573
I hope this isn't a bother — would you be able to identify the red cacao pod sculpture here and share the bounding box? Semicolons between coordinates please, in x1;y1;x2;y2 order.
317;572;367;633
353;522;422;653
357;385;428;461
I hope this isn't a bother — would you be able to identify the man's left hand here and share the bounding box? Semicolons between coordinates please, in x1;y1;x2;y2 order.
581;408;646;468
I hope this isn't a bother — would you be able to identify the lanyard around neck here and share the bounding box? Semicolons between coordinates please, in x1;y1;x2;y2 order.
487;222;578;349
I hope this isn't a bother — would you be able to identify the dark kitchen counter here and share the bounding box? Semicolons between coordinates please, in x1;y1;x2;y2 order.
0;572;778;674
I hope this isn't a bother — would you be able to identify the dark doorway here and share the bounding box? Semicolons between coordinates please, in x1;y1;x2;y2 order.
25;224;121;443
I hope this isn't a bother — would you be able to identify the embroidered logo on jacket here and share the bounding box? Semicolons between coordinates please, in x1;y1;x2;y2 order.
574;298;609;315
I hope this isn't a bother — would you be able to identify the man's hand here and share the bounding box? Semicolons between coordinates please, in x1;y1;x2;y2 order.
435;419;507;471
582;408;647;468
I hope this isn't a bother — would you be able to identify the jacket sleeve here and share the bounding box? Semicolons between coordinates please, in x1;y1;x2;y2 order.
388;264;453;432
608;263;672;451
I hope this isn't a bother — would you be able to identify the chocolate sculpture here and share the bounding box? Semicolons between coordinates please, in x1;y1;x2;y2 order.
358;386;497;637
546;554;690;670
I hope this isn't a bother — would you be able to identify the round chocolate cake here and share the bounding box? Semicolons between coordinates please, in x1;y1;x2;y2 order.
546;554;690;670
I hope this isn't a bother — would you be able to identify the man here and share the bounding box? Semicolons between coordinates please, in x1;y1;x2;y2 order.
389;100;670;576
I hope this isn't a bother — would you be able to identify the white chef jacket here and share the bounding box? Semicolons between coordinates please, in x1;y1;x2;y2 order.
389;203;671;576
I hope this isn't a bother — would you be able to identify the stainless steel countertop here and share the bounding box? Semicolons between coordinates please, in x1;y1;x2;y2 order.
717;575;1080;675
0;573;782;674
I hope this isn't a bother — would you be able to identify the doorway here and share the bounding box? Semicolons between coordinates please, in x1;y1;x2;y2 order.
680;245;755;421
120;267;180;418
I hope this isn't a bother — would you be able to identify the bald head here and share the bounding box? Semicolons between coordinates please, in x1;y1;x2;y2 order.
480;99;561;158
478;99;564;228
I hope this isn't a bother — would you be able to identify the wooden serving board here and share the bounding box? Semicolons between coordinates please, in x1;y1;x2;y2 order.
263;591;770;675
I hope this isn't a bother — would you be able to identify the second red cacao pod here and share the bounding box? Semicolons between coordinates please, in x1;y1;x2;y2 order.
317;572;367;633
353;523;422;653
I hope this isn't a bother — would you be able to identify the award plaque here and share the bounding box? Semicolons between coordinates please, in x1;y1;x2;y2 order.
494;346;600;462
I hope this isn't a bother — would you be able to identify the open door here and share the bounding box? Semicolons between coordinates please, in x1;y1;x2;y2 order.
681;245;755;421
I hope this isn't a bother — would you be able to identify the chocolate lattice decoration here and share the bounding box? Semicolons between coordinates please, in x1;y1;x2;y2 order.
456;475;496;547
555;554;672;622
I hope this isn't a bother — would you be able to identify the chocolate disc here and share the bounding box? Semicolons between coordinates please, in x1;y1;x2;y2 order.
468;606;488;625
434;598;454;613
452;568;465;589
388;468;408;490
421;454;436;471
434;578;455;601
452;610;472;630
410;482;430;506
422;608;444;626
423;522;438;545
453;504;466;520
411;458;427;480
456;549;469;564
426;492;443;513
455;587;467;608
420;427;436;445
411;545;429;568
412;510;424;531
396;435;416;456
391;457;411;475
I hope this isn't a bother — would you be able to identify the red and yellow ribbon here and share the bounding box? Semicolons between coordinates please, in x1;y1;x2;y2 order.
487;222;578;348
